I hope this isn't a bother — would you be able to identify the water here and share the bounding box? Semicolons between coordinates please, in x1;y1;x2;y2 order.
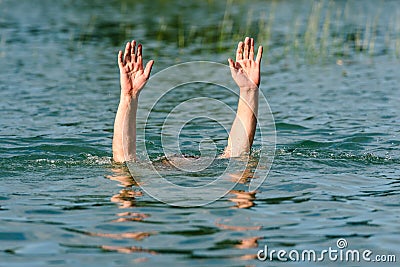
1;0;399;266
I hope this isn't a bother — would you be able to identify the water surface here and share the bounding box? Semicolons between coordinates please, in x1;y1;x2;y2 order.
1;0;399;266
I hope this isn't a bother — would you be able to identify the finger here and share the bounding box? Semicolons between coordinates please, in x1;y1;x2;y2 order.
236;41;244;61
249;38;255;60
228;58;235;69
255;45;263;64
228;58;237;77
123;42;131;63
244;37;250;59
118;50;124;68
131;40;136;62
137;44;143;68
144;60;154;79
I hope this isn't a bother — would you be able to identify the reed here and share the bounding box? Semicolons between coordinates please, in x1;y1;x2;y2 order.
257;2;275;56
218;0;233;51
118;0;400;63
369;12;379;57
0;33;5;58
304;1;322;61
320;3;331;60
396;14;400;58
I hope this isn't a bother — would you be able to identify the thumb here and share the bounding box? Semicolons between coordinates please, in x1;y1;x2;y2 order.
144;60;154;79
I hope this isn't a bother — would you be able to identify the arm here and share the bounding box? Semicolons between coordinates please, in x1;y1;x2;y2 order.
112;40;154;163
223;37;263;158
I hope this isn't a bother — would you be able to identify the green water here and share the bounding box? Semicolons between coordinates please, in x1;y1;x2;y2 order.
1;0;399;266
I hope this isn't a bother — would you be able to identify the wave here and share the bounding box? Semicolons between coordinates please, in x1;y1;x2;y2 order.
276;146;397;165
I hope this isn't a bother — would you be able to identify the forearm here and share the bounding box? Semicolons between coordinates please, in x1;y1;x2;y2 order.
112;95;138;163
224;88;259;157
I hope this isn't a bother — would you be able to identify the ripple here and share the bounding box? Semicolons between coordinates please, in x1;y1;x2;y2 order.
0;232;26;241
1;0;400;265
277;146;398;165
275;122;309;131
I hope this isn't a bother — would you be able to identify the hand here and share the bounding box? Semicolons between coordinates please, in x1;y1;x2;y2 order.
228;37;263;90
118;40;154;98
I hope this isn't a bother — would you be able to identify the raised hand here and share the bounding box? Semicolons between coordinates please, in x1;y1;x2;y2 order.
228;37;263;90
223;37;263;158
118;40;154;98
113;40;154;163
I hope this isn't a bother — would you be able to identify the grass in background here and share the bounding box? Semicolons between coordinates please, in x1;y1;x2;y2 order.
151;0;400;63
57;0;400;64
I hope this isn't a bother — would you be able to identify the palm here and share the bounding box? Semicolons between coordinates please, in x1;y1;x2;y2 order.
120;64;147;95
229;37;263;89
118;40;154;97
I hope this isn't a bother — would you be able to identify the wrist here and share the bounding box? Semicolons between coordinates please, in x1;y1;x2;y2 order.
239;87;259;97
239;86;259;93
119;94;138;106
120;92;139;102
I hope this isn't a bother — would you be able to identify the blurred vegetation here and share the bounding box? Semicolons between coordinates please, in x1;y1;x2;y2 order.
5;0;398;63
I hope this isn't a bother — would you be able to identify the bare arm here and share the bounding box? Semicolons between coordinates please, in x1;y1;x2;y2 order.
113;40;154;163
223;37;263;158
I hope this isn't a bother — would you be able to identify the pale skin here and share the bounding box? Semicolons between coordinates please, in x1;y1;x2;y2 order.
223;37;262;157
112;37;262;163
112;40;154;163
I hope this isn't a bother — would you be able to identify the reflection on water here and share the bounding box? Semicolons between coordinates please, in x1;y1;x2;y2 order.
110;189;142;209
108;167;143;209
102;168;155;256
104;161;263;260
101;245;157;256
107;166;138;187
228;190;256;209
64;227;152;241
112;212;149;223
1;0;399;266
